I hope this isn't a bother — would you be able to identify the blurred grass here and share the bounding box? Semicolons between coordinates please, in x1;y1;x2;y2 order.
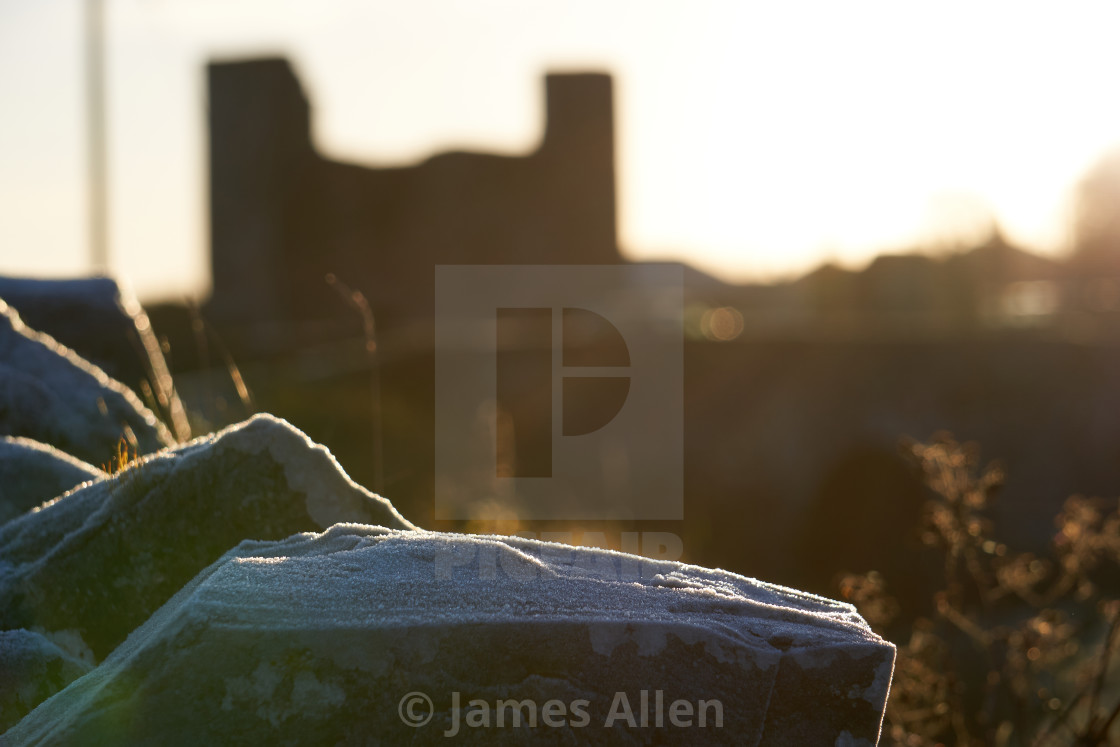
841;435;1120;747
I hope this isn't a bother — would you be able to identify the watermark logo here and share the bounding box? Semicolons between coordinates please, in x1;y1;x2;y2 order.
433;531;683;582
435;265;682;520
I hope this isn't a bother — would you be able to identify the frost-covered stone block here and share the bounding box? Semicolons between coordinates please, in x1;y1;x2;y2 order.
3;525;894;745
0;277;190;442
0;299;174;467
0;415;414;663
0;437;105;526
0;629;93;733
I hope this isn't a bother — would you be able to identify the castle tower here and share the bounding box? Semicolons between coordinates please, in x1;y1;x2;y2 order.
206;59;621;333
207;58;315;323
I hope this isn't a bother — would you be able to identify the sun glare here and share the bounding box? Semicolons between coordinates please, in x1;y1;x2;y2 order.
2;1;1120;298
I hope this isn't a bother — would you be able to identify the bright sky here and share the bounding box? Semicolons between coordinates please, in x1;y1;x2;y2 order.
2;0;1120;302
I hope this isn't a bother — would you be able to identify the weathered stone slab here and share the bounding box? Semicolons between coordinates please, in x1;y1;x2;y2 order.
0;415;415;664
2;525;894;745
0;277;190;442
0;437;105;526
0;629;93;733
0;299;174;467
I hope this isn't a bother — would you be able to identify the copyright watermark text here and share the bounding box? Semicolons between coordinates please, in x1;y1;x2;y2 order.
398;690;723;736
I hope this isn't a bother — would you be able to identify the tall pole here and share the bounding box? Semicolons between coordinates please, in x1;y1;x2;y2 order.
85;0;109;273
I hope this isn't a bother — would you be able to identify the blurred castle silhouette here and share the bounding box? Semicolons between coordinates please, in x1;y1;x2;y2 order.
204;57;1120;345
207;58;618;340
